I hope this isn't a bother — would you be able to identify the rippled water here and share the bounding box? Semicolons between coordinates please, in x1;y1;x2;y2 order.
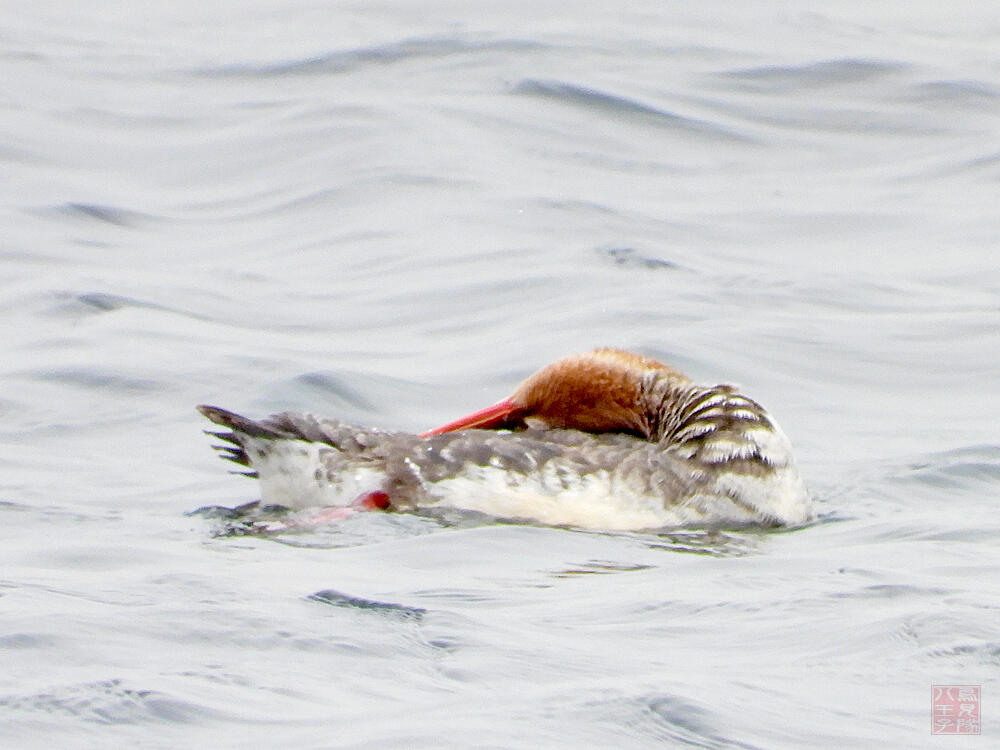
2;2;998;747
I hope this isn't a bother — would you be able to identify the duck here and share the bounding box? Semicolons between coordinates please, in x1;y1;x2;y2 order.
197;348;813;531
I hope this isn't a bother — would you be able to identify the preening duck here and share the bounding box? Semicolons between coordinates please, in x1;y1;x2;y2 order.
198;348;813;531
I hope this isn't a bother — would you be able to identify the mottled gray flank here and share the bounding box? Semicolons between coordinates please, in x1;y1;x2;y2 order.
201;404;693;507
197;373;803;526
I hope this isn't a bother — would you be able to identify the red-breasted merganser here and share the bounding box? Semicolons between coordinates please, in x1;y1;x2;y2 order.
198;349;813;531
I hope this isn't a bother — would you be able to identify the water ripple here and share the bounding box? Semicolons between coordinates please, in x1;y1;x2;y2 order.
904;79;1000;107
47;202;161;228
902;445;1000;490
718;57;905;91
0;679;218;725
600;246;683;271
513;78;752;141
308;589;426;622
29;367;163;393
196;37;545;77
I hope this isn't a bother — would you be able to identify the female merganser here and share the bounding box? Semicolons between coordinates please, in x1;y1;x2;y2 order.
198;349;813;531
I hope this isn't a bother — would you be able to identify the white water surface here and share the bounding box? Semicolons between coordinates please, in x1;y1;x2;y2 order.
2;2;998;747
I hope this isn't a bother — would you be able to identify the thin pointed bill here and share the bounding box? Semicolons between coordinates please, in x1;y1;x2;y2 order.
420;398;523;437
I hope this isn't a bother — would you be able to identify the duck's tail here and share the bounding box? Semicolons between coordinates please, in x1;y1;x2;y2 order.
197;405;282;476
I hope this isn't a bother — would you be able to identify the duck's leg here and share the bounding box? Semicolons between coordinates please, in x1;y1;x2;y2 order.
255;490;392;533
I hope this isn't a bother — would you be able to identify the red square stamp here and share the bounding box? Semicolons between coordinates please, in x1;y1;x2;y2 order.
932;685;981;735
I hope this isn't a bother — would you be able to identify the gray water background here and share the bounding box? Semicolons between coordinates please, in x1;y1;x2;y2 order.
2;1;998;747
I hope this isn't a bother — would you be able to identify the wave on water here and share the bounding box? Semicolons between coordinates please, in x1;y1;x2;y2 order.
194;36;546;78
717;57;906;91
0;679;219;725
45;202;162;229
600;246;683;271
513;78;753;142
308;589;427;622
